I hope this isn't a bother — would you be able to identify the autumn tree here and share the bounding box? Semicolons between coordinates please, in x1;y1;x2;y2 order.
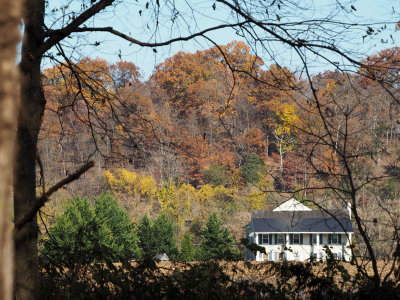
157;179;193;228
41;58;158;172
290;60;400;287
151;41;268;184
102;168;157;202
273;103;299;172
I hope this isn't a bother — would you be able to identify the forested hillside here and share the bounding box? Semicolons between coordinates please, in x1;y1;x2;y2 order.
38;42;400;260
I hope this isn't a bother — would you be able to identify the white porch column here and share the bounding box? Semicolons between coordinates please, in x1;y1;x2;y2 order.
285;233;289;259
316;233;320;259
256;233;260;261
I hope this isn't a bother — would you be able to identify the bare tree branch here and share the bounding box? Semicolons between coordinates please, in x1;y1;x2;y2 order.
14;161;94;234
36;0;116;58
64;22;249;48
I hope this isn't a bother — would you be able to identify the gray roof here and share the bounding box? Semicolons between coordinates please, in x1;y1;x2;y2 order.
153;253;169;261
251;209;353;233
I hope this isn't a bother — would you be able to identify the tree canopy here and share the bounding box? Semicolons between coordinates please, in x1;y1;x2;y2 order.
198;213;241;261
137;213;178;260
40;194;140;266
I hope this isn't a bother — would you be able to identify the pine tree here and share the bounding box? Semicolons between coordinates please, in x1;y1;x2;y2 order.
198;213;241;261
152;214;178;259
202;164;230;187
240;153;265;184
179;232;195;261
40;196;98;265
40;194;140;266
137;214;154;257
94;193;140;260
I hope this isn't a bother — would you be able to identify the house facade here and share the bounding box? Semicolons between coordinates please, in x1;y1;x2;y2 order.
245;199;353;261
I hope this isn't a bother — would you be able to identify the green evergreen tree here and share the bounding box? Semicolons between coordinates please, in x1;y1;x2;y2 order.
40;196;98;265
137;214;154;257
179;232;195;261
240;153;265;184
202;164;230;187
94;193;140;260
152;214;178;259
198;213;241;261
40;194;140;266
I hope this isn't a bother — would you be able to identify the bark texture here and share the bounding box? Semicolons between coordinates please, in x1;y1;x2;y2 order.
0;0;21;299
14;1;45;299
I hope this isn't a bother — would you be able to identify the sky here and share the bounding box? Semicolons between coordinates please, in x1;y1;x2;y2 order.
44;0;400;79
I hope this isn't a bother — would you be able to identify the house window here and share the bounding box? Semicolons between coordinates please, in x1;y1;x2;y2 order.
289;234;303;244
276;234;285;244
331;234;338;244
293;234;300;244
328;234;342;245
258;234;271;244
312;234;317;244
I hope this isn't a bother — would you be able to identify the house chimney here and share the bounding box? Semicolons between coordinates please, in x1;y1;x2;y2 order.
347;202;351;219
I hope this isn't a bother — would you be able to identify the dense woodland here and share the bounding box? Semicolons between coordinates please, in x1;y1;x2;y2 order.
38;42;400;263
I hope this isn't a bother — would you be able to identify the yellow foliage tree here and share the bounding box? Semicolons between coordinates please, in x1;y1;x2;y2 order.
135;176;158;202
196;184;214;203
103;169;137;195
247;189;267;211
274;103;299;172
102;168;157;202
157;179;192;227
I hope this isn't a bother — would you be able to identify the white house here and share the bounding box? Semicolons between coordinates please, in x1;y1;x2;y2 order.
245;199;353;262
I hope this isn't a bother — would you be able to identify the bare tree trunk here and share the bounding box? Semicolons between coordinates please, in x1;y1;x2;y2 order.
279;142;283;173
0;1;21;299
14;1;45;299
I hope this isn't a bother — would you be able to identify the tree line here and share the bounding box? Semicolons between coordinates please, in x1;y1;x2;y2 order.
40;193;241;267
